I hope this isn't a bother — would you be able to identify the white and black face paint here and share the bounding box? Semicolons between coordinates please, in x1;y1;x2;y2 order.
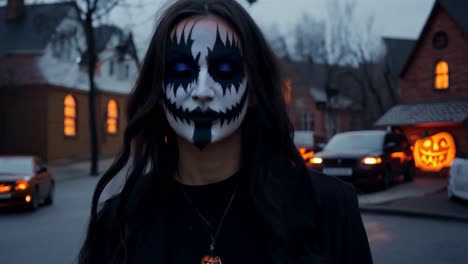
163;17;248;150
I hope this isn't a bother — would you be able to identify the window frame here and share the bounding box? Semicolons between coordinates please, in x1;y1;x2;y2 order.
64;94;78;138
300;111;314;131
433;60;449;91
106;99;119;135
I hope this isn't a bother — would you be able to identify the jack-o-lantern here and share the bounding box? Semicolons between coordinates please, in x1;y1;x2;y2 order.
413;132;456;172
202;255;222;264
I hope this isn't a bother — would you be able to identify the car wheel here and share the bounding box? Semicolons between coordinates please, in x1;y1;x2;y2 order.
28;187;39;211
382;168;392;190
404;163;414;182
44;182;54;206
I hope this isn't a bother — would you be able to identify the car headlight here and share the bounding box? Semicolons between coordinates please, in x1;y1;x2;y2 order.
15;179;29;191
361;156;382;165
311;157;323;165
0;184;12;193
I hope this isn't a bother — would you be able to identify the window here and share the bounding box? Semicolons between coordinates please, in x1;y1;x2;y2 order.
64;94;77;136
124;64;130;79
434;61;449;90
106;99;119;134
300;111;314;131
433;31;448;50
109;60;114;76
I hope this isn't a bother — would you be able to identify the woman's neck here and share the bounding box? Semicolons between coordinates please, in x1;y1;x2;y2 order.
176;130;242;185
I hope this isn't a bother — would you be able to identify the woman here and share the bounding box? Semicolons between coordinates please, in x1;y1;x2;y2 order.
79;0;373;263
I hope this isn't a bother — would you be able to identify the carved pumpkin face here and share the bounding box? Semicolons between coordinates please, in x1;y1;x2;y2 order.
202;255;222;264
413;132;456;172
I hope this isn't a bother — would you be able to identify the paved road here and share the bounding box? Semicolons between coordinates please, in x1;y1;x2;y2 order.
0;176;98;264
1;176;468;264
363;213;468;263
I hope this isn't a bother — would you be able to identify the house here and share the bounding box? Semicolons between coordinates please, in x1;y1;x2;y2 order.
281;59;362;143
376;0;468;175
0;0;139;161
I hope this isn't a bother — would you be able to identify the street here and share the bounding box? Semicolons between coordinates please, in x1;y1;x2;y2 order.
0;176;97;264
1;176;468;264
363;214;468;263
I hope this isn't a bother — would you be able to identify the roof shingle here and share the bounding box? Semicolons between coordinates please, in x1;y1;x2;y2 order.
375;99;468;126
0;2;75;55
438;0;468;36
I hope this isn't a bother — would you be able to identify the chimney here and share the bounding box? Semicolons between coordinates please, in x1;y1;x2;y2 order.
6;0;25;21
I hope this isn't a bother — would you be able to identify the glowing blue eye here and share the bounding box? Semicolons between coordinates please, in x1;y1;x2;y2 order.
218;63;232;73
174;63;191;72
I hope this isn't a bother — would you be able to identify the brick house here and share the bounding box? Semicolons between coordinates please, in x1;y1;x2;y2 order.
0;1;139;161
376;0;468;175
281;59;361;144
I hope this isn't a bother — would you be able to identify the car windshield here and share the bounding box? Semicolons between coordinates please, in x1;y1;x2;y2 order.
0;157;34;175
324;133;384;151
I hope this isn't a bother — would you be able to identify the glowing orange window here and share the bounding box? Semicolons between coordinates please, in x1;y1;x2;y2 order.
64;94;77;136
434;61;449;90
107;99;119;134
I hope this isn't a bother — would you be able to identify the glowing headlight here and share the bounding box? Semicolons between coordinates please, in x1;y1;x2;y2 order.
15;179;29;191
361;156;382;165
311;157;323;164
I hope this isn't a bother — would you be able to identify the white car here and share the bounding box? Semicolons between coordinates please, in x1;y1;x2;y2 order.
448;158;468;201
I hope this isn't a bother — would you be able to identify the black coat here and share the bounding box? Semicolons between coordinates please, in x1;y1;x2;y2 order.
86;170;373;264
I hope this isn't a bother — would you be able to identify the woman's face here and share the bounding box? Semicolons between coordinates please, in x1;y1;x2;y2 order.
163;16;248;150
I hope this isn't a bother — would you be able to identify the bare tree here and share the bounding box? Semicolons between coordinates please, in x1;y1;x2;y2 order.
342;15;396;121
293;15;327;63
293;0;357;100
291;0;395;126
264;24;290;59
69;0;123;176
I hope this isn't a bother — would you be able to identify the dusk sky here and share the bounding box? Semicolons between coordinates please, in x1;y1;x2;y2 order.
105;0;435;54
9;0;436;54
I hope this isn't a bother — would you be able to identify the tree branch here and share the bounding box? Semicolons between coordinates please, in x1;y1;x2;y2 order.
93;0;121;20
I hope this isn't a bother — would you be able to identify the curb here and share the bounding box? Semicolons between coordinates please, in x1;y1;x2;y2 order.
360;206;468;223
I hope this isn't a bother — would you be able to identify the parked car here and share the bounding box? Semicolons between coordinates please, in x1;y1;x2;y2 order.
448;158;468;201
309;130;414;189
0;156;54;210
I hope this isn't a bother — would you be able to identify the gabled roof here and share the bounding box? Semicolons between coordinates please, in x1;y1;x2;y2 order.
94;25;123;53
80;25;139;65
1;2;139;64
439;0;468;36
375;98;468;126
400;0;468;76
383;37;416;76
0;2;75;55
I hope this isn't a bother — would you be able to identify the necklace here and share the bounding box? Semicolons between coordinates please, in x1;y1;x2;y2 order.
178;173;238;264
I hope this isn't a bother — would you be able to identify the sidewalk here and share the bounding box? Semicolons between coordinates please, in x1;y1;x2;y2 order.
359;178;468;222
48;157;116;182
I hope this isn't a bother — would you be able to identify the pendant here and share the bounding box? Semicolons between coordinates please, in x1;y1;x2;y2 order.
201;254;222;264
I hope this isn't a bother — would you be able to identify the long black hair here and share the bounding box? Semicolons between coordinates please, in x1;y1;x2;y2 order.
79;0;310;262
